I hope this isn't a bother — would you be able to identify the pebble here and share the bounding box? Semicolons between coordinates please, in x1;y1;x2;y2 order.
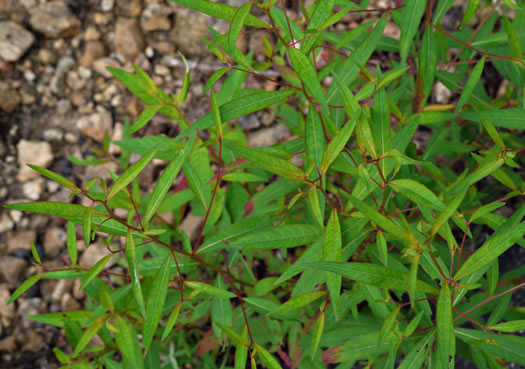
18;297;41;328
0;284;15;324
141;4;172;32
76;108;113;142
93;57;121;78
84;26;101;41
109;122;123;155
115;17;145;62
79;41;108;67
0;256;28;284
44;227;67;257
171;8;210;57
247;125;291;147
37;49;57;64
79;242;114;269
50;56;75;96
101;0;114;12
50;279;73;304
0;213;14;233
0;82;21;113
22;179;45;200
30;1;81;38
0;21;35;62
17;140;54;182
61;293;81;311
7;230;36;253
0;336;16;353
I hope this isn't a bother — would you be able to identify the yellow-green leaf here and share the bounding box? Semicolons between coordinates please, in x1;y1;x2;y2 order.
126;229;146;318
8;274;43;304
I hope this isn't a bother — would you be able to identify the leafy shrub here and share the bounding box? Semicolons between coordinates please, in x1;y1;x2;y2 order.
5;0;525;368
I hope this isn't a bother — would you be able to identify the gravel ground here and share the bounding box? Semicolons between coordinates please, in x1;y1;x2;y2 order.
0;0;523;368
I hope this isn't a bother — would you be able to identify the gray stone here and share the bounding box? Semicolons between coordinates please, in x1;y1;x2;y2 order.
0;213;14;233
44;226;67;257
50;56;75;96
0;82;21;113
79;41;108;67
0;284;15;323
7;229;36;252
17;140;54;182
141;3;172;32
93;57;121;78
171;7;210;57
77;108;113;142
0;21;34;62
30;1;81;38
18;297;41;328
247;124;291;147
22;179;45;200
0;256;27;284
115;17;144;62
79;242;114;269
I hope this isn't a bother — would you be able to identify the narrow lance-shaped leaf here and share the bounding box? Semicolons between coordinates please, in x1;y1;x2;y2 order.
83;205;92;248
8;274;43;305
371;87;391;161
210;91;223;138
80;254;112;290
398;331;434;369
73;318;103;356
320;109;360;174
311;311;325;358
216;322;249;347
305;262;439;294
161;303;182;341
225;141;305;182
185;281;236;298
27;164;80;192
229;2;252;53
347;194;412;242
203;68;228;95
489;320;525;333
454;221;525;280
323;209;342;318
456;56;485;112
437;283;454;369
270;291;326;316
115;315;144;369
212;275;234;342
143;130;196;226
231;224;323;250
460;0;480;29
67;222;78;266
389;179;444;211
143;254;171;352
305;107;326;169
430;187;468;240
378;307;400;346
448;157;505;195
130;105;161;134
288;47;329;113
126;229;146;318
3;202;92;219
376;231;388;266
235;325;249;369
478;112;506;150
107;148;157;201
399;0;426;64
254;343;283;369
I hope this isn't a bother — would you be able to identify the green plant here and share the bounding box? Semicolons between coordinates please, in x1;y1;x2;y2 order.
5;0;525;368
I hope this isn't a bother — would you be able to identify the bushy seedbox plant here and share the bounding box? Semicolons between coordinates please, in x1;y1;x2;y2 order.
5;0;525;368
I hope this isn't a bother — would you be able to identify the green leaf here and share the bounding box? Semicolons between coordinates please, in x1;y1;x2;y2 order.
470;202;505;223
376;230;388;267
126;229;146;318
430;187;468;240
231;224;323;250
183;161;210;210
8;274;43;304
80;255;112;290
169;0;270;29
143;254;171;352
270;291;326;316
454;221;525;280
323;209;342;318
371;87;391;160
203;68;228;95
399;0;426;64
288;47;329;113
404;310;424;338
460;108;525;129
346;194;411;242
320;109;360;173
106;67;159;106
30;241;41;264
305;262;439;294
378;307;399;346
161;303;182;341
210;91;223;137
305;107;326;169
448;157;504;195
478;112;506;149
212;275;233;343
222;172;264;182
311;311;325;358
216;322;249;347
389;179;444;211
229;2;252;53
456;56;485;112
67;222;78;266
4;202;91;218
185;281;236;298
73;318;103;355
27;164;80;192
144;131;196;226
107;148;157;201
437;283;454;369
489;320;525;333
254;343;283;369
235;326;249;369
224;141;305;181
301;0;336;53
115;315;144;369
460;0;480;29
131;106;161;134
398;332;434;369
83;205;92;248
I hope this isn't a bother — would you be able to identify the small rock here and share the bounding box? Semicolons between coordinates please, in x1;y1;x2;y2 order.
180;213;203;241
79;242;114;269
7;230;36;253
18;297;41;328
37;48;57;64
50;56;75;96
79;41;108;67
0;336;16;352
0;21;35;62
66;69;88;90
21;331;46;352
93;57;121;78
17;140;54;182
171;8;210;57
0;256;28;284
77;108;113;142
101;0;114;12
109;122;123;155
115;17;144;62
61;293;81;311
0;284;15;322
0;82;21;113
247;125;291;147
84;26;101;41
51;279;73;303
22;179;45;200
30;1;81;38
141;4;172;32
117;0;142;17
84;161;118;182
239;114;261;131
69;91;88;107
44;227;67;257
0;213;14;233
56;99;71;115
